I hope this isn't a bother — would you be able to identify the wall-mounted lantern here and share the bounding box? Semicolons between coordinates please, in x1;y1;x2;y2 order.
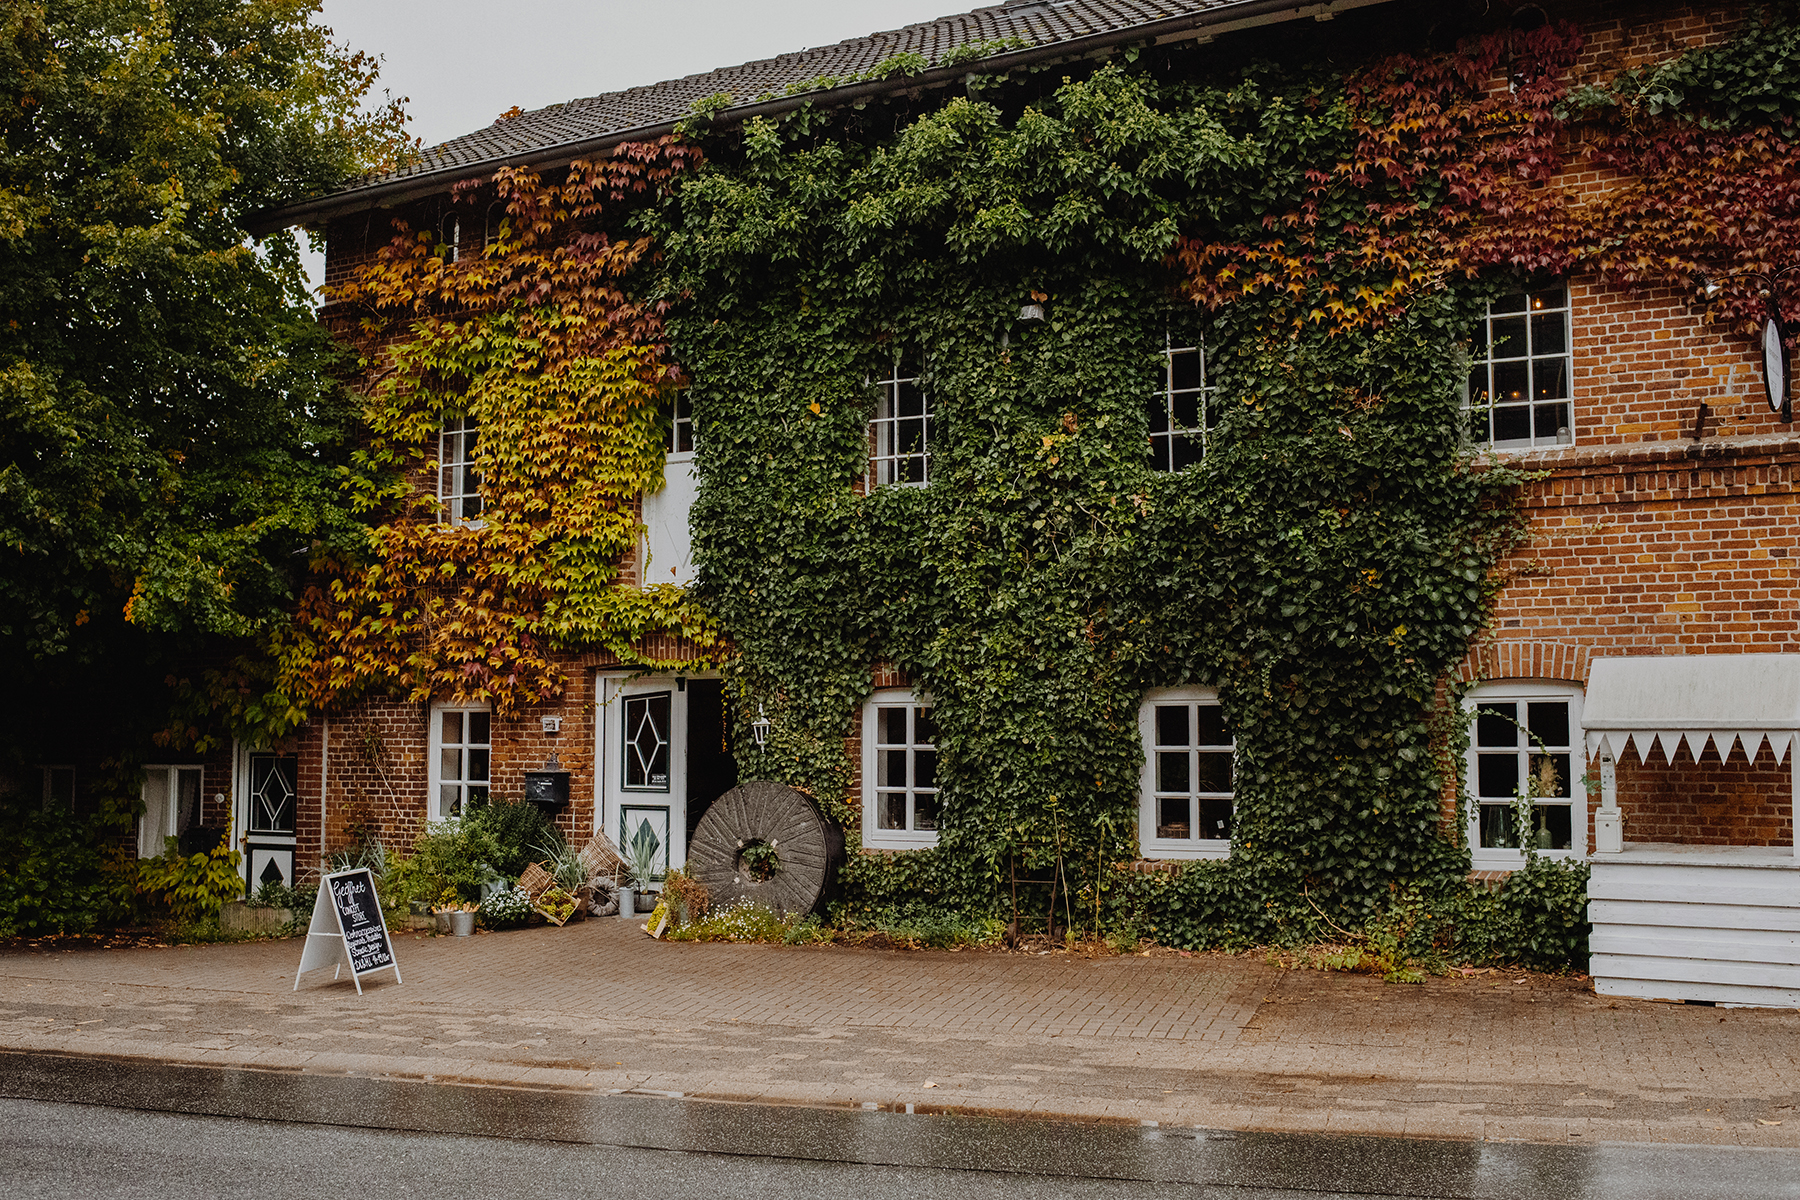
752;703;771;748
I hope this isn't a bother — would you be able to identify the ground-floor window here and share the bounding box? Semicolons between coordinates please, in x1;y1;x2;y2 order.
138;765;202;858
861;689;938;849
431;706;491;819
1464;681;1585;864
1138;687;1234;860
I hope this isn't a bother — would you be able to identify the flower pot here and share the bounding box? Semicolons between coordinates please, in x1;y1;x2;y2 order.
435;909;451;934
617;886;635;920
446;910;476;937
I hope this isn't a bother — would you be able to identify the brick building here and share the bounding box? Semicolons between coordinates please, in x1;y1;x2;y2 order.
202;0;1799;966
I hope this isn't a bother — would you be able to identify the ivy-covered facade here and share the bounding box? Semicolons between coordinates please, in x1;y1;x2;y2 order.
178;0;1799;952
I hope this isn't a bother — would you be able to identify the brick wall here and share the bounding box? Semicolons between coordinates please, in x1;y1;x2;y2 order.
1615;745;1793;846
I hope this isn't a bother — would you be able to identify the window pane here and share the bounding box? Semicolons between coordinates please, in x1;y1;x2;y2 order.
1170;389;1201;431
1534;402;1571;440
442;711;463;745
1156;796;1190;839
1478;803;1516;848
441;784;461;816
1493;359;1529;404
1195;705;1228;747
1533;358;1569;401
1198;798;1233;840
1171;432;1204;471
897;380;925;420
914;749;936;789
1491;292;1528;315
1528;753;1571;799
1526;702;1568;748
881;748;908;789
468;711;490;745
915;706;937;745
879;792;907;830
1475;703;1516;747
1493;405;1531;443
441;749;462;782
1490;316;1528;360
1530;311;1567;355
1477;752;1519;799
1195;752;1234;793
467;748;490;782
1170;348;1202;392
1147;396;1171;436
1533;802;1573;851
1157;751;1190;794
467;785;489;809
1155;705;1189;747
878;706;908;745
913;792;938;831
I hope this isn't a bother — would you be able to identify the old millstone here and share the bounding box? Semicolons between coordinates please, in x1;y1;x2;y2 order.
687;781;845;916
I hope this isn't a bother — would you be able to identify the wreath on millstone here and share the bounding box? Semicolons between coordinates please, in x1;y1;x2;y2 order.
686;781;845;916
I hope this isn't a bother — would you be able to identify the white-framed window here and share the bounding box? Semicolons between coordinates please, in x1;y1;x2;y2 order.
439;212;462;263
861;689;938;849
439;416;483;526
138;765;202;859
1463;681;1586;865
1465;284;1573;451
667;391;694;458
1138;687;1234;860
41;765;73;812
621;690;673;792
872;352;930;486
1148;337;1213;471
431;706;491;820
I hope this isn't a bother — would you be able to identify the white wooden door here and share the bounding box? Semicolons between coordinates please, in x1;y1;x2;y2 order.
597;675;688;885
236;744;298;892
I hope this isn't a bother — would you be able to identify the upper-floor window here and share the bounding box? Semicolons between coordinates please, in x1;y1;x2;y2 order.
440;416;483;526
41;765;73;812
439;213;462;263
1138;687;1235;860
667;391;694;457
1464;682;1585;864
1465;285;1572;451
872;352;930;486
1148;338;1214;471
861;689;938;849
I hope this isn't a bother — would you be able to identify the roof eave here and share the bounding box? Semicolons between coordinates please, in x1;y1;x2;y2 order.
247;0;1392;237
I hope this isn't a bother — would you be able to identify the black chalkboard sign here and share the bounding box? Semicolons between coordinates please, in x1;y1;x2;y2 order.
294;867;401;994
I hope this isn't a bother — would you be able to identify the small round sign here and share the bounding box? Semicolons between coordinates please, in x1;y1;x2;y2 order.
1765;313;1791;416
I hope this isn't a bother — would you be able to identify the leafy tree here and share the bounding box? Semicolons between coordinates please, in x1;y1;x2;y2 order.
0;0;410;762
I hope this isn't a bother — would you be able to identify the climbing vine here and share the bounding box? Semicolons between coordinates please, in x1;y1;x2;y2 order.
285;141;720;718
647;10;1800;936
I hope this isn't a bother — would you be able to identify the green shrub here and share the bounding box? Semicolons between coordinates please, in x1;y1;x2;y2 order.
466;798;557;880
0;806;127;936
832;904;1004;949
136;830;244;925
668;899;828;944
386;819;501;906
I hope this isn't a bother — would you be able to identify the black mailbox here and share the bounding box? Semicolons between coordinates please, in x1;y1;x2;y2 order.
524;759;570;811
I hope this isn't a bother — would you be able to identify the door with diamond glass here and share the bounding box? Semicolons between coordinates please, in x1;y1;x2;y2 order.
597;675;687;886
236;745;298;891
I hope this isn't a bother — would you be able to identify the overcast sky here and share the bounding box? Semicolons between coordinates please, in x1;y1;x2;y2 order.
298;1;959;291
318;0;962;149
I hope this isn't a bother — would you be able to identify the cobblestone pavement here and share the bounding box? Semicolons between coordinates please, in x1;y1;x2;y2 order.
3;920;1797;1147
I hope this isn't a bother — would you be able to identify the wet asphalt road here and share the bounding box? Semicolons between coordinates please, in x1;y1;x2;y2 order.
2;1052;1798;1198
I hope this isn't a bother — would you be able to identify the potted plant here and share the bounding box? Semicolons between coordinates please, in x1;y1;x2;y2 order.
620;828;660;920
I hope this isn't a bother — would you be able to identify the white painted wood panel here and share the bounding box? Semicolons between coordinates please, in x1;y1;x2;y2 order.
1591;927;1800;965
641;455;696;587
1589;856;1800;1007
1587;899;1800;932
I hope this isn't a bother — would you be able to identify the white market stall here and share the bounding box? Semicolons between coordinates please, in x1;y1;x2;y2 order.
1583;654;1800;1007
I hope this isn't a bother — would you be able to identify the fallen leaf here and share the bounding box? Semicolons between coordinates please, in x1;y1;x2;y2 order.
1760;1119;1783;1126
922;1081;938;1089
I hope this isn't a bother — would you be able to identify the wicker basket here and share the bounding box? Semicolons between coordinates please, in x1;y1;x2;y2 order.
518;861;556;901
578;834;627;886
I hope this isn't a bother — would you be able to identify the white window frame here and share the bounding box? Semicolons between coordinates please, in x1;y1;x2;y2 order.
1138;686;1235;860
41;765;73;813
439;416;483;527
1464;284;1574;452
871;351;930;487
667;391;695;460
429;704;493;821
860;688;939;849
1463;681;1587;869
138;765;202;859
1148;335;1213;471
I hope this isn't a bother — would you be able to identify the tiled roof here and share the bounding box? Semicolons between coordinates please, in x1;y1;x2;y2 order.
264;0;1369;225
